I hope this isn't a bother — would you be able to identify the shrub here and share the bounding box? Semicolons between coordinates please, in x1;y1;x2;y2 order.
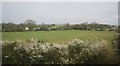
112;27;120;63
68;39;118;64
2;38;118;64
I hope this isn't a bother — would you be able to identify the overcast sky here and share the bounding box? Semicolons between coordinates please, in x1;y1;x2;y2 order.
0;2;1;23
2;2;118;25
1;0;119;2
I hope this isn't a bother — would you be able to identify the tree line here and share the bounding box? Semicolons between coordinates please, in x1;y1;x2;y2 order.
1;19;118;32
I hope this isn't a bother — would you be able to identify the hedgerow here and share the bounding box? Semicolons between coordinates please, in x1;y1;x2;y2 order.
2;38;118;64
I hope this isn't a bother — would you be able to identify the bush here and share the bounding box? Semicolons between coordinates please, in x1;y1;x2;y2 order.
112;27;120;63
68;39;118;64
2;38;118;64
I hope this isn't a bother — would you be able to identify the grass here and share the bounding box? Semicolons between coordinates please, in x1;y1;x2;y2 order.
2;30;116;43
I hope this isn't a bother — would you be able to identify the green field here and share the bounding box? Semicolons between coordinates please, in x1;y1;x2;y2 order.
2;30;116;43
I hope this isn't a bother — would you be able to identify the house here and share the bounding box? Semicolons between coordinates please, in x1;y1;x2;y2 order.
50;26;57;30
25;27;29;30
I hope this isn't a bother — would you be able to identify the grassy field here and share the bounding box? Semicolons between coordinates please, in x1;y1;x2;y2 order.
2;30;116;43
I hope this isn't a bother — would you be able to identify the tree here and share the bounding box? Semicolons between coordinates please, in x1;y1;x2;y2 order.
24;19;36;30
63;23;71;30
40;23;49;31
72;24;81;30
2;22;18;32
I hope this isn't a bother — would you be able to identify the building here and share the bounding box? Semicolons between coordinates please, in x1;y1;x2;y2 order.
25;27;29;30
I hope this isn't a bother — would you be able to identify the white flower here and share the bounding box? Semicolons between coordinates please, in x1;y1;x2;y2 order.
14;47;17;51
5;56;8;58
38;55;43;58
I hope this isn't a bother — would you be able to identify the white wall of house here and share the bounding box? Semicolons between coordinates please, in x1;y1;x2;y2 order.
25;27;29;30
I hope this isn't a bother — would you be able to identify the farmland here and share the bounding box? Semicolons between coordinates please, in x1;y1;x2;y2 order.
2;30;116;43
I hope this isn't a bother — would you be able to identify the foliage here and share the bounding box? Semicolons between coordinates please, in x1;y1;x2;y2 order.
112;25;120;62
24;19;36;31
1;20;117;32
2;38;118;64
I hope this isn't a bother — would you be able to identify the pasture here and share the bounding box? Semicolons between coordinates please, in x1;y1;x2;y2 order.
2;30;116;43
